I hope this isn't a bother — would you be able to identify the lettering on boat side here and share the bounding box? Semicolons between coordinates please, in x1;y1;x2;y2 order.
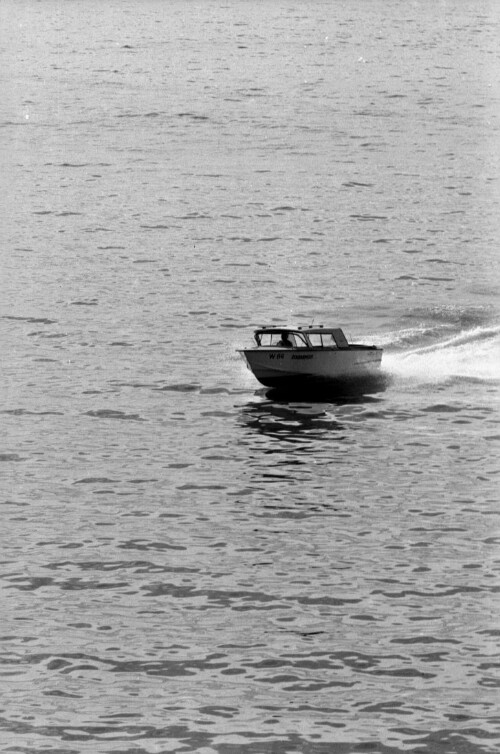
267;353;314;360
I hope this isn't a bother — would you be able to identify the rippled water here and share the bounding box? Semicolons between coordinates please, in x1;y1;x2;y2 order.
2;0;500;752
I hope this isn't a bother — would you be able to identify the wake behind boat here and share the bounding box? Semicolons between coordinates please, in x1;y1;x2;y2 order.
238;325;383;389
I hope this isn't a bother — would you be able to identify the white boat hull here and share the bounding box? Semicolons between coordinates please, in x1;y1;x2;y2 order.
240;347;382;388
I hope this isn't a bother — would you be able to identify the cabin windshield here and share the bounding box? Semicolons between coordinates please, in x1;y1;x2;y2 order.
256;331;309;347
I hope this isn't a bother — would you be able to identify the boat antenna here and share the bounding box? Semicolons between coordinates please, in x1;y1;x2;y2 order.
309;317;315;327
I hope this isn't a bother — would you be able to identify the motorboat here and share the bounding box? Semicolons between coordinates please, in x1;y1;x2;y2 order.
238;325;383;389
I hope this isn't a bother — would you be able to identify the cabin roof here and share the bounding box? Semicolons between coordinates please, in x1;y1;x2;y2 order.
256;325;345;335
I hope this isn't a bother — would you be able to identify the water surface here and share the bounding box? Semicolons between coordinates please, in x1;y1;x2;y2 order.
2;1;500;751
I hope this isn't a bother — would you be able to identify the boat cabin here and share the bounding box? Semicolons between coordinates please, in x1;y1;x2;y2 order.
254;326;349;349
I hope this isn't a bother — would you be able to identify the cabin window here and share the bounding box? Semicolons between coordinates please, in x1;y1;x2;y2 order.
308;334;323;347
256;333;271;346
307;333;337;347
270;333;286;346
293;333;309;347
321;334;337;348
258;332;290;346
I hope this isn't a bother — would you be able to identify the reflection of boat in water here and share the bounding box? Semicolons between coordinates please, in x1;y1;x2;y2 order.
240;397;346;443
240;390;384;446
238;325;383;390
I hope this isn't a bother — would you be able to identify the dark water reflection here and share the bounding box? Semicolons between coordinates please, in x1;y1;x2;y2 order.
241;378;388;441
241;396;347;441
